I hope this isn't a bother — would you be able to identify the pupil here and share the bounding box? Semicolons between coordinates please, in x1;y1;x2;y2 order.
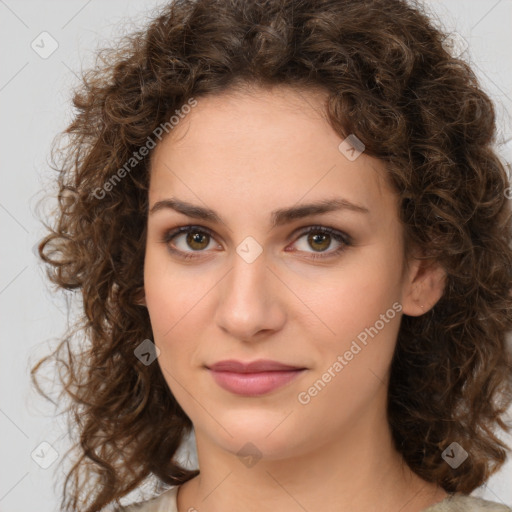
309;233;330;251
184;231;331;252
187;232;208;249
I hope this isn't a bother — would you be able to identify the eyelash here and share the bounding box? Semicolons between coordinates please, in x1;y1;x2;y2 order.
161;225;352;261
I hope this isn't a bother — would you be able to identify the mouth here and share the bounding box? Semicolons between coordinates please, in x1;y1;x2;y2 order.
206;359;307;396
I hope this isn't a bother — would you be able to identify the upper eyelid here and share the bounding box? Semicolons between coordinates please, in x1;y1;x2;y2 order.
164;224;350;247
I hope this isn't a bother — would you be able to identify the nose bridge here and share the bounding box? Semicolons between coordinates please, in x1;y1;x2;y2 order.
214;241;285;340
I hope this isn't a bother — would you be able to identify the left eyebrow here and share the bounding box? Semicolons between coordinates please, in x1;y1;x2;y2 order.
149;197;370;229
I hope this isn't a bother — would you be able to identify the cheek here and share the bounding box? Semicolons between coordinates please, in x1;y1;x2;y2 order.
144;251;184;360
144;248;204;337
143;249;214;379
144;253;174;339
290;253;402;351
295;282;401;427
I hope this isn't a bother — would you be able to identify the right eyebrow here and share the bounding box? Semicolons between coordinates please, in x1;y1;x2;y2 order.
149;197;370;229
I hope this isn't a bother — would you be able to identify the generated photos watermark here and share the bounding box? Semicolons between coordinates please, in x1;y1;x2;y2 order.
92;97;198;200
297;301;403;405
441;441;469;469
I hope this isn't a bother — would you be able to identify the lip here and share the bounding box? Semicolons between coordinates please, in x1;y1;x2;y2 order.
208;359;303;373
207;359;306;396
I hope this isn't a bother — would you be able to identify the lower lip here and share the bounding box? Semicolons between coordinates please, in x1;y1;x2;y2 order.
208;369;305;396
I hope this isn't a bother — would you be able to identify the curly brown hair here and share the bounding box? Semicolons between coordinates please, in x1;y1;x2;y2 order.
32;0;512;510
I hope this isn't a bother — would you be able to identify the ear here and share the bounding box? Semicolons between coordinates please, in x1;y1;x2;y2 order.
401;252;446;317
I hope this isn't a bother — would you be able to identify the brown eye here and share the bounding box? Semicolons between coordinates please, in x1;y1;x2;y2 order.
186;231;210;250
290;226;351;260
162;224;351;262
307;232;331;252
163;226;219;259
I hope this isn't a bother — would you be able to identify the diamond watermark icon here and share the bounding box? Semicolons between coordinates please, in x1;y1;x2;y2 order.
31;441;59;469
135;339;160;366
236;236;263;264
237;442;262;468
31;31;59;59
338;134;365;161
441;441;468;469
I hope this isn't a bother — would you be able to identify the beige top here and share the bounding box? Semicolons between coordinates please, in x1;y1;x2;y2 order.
122;487;512;511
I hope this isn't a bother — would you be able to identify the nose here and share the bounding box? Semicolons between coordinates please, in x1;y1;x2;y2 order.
214;247;286;342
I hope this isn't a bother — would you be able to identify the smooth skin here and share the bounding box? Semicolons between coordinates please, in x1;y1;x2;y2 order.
143;85;448;512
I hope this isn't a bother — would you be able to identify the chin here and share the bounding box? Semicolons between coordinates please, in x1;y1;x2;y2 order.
203;409;307;459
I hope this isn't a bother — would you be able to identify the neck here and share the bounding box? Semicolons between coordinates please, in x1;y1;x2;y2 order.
177;391;447;512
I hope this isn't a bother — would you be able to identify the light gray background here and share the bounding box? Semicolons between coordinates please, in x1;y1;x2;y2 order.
1;1;511;511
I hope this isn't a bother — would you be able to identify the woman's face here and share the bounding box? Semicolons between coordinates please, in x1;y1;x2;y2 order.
144;85;420;460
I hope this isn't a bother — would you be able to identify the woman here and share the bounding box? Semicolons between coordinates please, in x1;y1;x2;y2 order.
33;0;512;511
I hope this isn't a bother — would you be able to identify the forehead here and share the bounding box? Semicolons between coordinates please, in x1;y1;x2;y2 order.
148;86;396;227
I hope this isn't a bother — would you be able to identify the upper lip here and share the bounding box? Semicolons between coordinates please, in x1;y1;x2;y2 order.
207;359;304;373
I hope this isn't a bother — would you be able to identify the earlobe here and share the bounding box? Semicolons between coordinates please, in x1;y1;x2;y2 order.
401;258;447;317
